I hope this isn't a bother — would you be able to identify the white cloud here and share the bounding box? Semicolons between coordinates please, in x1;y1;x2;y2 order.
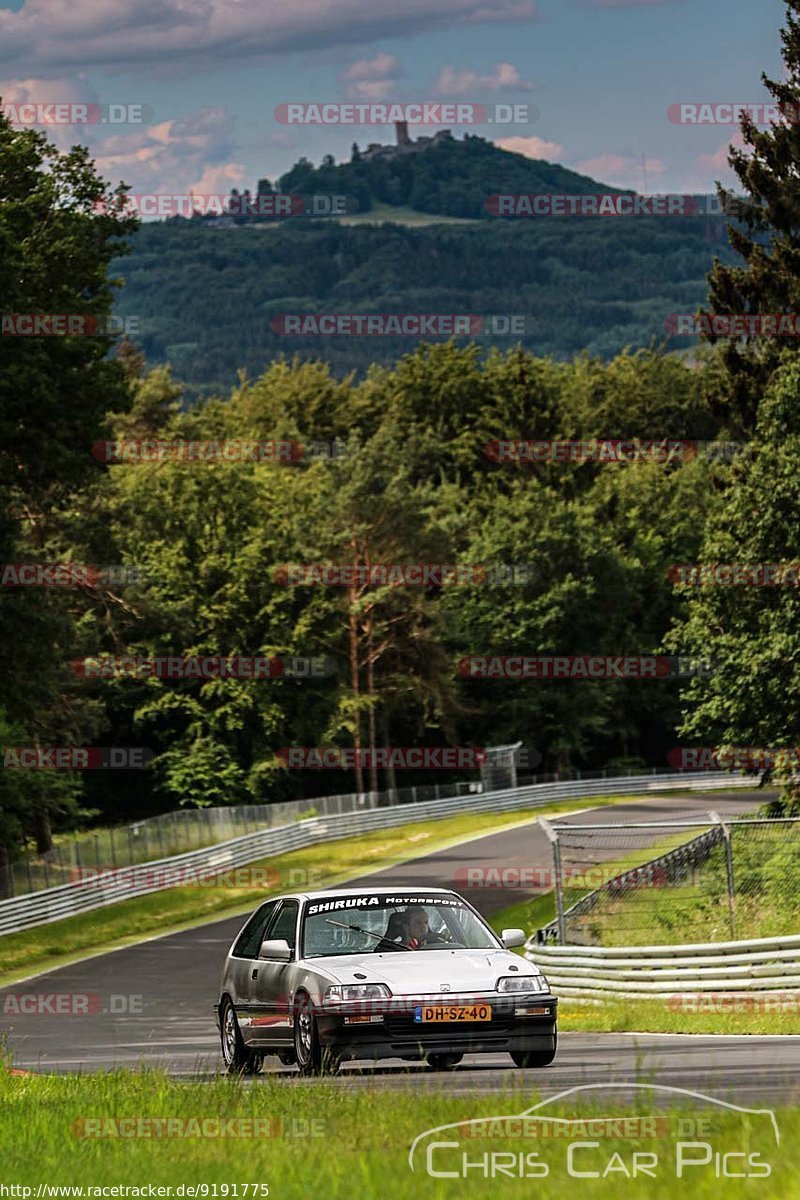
89;107;248;196
497;134;564;159
340;52;402;101
574;153;665;187
670;134;742;194
435;62;537;95
0;76;97;149
0;0;540;76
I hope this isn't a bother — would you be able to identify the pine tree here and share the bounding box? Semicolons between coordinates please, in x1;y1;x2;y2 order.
705;1;800;431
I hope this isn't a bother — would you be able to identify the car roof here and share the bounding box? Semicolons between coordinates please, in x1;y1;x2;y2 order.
288;886;460;902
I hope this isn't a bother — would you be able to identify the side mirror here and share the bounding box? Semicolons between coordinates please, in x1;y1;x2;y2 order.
259;938;292;961
501;928;526;949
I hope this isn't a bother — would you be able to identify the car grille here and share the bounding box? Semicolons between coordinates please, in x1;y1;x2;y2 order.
383;1009;516;1040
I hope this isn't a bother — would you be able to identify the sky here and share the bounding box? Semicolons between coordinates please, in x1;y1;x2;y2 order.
0;0;789;200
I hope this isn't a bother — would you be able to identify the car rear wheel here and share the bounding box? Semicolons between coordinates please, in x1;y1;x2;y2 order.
426;1052;463;1071
293;992;340;1076
220;998;262;1075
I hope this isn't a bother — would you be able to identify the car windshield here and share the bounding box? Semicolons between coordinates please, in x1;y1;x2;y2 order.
301;893;499;958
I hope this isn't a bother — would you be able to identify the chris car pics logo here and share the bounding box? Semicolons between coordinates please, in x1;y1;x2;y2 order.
409;1084;778;1180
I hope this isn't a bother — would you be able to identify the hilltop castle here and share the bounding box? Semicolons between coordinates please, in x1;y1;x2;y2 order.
360;121;453;162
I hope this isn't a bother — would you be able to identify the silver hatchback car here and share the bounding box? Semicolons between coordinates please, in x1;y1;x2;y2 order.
216;886;557;1074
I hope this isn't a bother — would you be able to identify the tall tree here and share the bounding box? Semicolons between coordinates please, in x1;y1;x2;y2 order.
704;0;800;430
667;358;800;811
0;106;137;871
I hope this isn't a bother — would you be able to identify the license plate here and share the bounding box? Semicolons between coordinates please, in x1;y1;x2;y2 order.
413;1004;492;1023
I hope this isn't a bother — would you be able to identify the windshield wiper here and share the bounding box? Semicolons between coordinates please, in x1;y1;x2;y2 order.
323;917;410;951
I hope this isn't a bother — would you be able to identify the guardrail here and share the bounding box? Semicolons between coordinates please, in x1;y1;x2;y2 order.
0;770;757;937
524;933;800;999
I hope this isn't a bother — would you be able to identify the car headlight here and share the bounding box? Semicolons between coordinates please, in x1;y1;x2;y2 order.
324;983;391;1003
497;974;548;993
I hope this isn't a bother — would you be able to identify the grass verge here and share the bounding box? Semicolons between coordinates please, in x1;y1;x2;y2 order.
1;1068;795;1198
555;998;800;1036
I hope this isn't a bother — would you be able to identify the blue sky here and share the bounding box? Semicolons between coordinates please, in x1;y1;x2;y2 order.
0;0;789;198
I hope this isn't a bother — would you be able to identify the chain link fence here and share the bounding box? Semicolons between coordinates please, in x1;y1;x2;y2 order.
538;813;800;946
1;762;690;900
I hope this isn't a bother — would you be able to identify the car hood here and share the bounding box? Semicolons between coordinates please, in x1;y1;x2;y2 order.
308;949;546;994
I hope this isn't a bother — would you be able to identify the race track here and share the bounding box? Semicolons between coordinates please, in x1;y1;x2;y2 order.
3;789;799;1101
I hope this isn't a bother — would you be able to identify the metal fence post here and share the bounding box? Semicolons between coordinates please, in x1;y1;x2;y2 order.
540;819;566;944
709;810;736;938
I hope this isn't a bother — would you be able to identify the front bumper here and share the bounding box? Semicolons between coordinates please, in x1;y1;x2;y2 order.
315;992;557;1061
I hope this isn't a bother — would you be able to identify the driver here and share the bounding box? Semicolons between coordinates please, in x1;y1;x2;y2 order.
403;906;431;949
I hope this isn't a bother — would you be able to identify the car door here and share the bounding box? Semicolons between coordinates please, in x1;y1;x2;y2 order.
250;898;299;1046
226;899;280;1046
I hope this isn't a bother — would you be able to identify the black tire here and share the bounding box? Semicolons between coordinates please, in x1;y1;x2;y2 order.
293;992;340;1076
510;1033;557;1069
219;998;262;1075
426;1052;463;1071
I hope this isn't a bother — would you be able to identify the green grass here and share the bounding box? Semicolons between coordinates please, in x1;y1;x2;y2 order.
1;1068;795;1197
488;891;556;940
0;794;633;986
555;998;800;1036
336;201;479;226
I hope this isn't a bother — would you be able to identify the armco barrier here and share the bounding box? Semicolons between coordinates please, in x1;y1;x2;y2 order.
524;933;800;1000
0;771;755;936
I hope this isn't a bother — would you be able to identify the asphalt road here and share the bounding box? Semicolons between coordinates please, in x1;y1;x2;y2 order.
4;788;799;1102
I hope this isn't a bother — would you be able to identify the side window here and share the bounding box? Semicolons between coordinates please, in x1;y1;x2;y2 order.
267;900;299;950
233;901;279;959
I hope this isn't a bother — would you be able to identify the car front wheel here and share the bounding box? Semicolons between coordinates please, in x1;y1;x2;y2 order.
426;1053;463;1071
220;998;262;1075
293;992;340;1076
510;1033;557;1068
